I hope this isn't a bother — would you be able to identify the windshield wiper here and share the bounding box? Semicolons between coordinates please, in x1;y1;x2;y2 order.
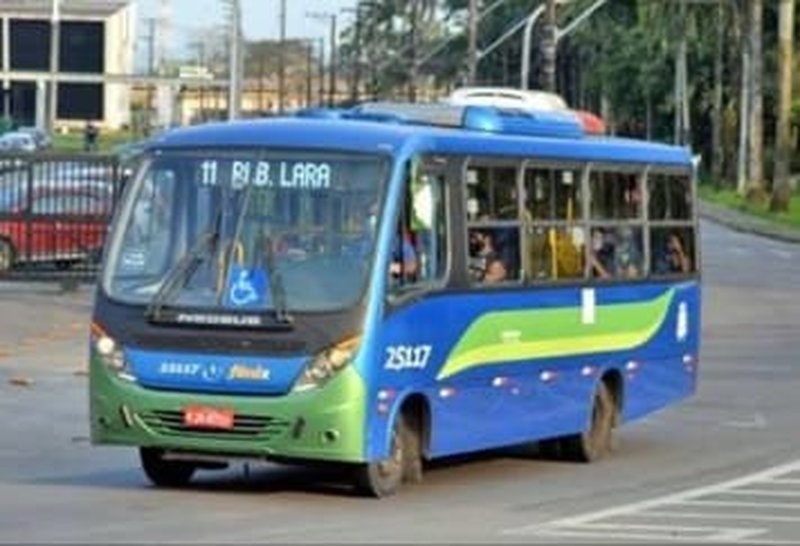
146;220;220;321
264;235;293;325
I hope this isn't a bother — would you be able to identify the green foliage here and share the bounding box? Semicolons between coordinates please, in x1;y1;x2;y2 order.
699;183;800;230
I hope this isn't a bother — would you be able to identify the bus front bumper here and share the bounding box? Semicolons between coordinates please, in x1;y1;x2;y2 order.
89;359;367;464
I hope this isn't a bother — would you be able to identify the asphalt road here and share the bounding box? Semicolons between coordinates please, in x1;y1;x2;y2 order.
1;219;799;543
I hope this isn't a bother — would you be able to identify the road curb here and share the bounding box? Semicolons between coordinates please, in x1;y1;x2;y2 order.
698;200;800;245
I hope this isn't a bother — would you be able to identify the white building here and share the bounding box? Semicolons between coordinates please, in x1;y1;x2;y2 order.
0;0;135;130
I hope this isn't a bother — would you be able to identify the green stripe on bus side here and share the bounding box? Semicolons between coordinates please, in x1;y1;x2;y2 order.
436;289;675;380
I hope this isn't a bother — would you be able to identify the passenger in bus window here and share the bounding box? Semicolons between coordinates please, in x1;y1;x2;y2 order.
613;226;642;278
389;227;418;281
654;232;692;274
469;229;507;283
590;228;614;279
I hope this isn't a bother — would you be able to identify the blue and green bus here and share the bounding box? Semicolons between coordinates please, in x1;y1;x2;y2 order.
89;100;700;497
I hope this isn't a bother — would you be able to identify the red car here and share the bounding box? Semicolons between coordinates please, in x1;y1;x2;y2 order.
0;182;114;272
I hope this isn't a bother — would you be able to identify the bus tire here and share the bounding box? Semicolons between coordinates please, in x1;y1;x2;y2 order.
0;239;15;273
356;414;418;497
139;448;196;487
562;381;617;463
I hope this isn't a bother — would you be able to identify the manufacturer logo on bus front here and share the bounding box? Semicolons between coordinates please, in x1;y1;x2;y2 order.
157;361;224;382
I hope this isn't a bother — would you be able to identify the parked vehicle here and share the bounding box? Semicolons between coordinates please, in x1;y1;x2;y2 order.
0;182;114;272
17;126;52;149
0;132;38;153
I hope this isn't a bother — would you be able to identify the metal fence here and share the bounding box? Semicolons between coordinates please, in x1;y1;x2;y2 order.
0;152;126;284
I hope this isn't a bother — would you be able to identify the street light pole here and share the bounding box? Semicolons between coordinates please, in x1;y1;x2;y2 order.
307;12;338;107
225;0;243;120
329;15;337;106
520;5;546;90
317;38;325;106
278;0;286;114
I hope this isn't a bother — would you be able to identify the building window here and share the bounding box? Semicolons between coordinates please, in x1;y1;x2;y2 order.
60;22;105;74
58;83;104;120
10;19;50;71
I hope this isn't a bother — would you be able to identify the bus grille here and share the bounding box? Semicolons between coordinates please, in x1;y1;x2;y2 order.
139;410;291;441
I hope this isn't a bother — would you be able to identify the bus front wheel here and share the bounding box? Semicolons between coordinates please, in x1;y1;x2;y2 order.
562;381;617;463
356;415;420;498
139;448;196;487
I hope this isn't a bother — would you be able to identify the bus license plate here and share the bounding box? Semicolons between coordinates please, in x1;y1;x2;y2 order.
183;405;235;430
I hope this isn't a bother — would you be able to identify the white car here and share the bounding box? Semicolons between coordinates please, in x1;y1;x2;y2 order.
0;132;38;152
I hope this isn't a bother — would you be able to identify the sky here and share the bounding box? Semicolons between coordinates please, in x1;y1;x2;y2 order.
134;0;359;55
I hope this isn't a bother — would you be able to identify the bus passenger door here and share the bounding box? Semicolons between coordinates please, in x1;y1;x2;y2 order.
373;156;485;458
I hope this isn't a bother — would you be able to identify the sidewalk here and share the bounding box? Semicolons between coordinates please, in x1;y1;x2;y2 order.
698;200;800;244
0;283;93;379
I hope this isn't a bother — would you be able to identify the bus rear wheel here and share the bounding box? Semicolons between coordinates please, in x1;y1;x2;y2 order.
562;381;617;463
139;448;196;487
356;415;420;498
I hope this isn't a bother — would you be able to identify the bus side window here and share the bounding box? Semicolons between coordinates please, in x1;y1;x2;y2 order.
648;173;692;220
523;166;584;281
465;162;521;284
648;171;695;277
588;168;645;279
388;160;448;294
650;226;695;276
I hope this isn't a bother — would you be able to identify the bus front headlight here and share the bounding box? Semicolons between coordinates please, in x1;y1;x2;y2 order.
91;324;134;381
293;336;360;393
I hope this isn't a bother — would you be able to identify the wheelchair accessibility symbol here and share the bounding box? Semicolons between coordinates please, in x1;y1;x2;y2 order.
225;266;267;308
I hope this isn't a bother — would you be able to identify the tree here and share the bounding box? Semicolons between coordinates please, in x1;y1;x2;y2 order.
747;0;765;199
769;0;796;212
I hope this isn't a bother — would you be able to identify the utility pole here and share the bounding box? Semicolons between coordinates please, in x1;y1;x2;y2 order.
317;39;325;106
47;0;60;132
330;15;337;106
467;0;478;84
349;6;363;102
225;0;243;120
278;0;286;114
408;0;419;102
306;41;314;107
145;17;156;132
306;12;338;106
540;0;557;92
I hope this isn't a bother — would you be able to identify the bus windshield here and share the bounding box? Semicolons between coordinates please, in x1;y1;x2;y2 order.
102;150;388;316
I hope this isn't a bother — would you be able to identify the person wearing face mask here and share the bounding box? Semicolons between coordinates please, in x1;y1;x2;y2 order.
613;226;642;278
590;228;614;278
654;232;691;274
469;229;507;283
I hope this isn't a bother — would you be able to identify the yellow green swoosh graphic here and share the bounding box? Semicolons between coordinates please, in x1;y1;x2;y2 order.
437;289;675;380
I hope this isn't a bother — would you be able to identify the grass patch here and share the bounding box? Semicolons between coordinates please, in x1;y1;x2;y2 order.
699;184;800;230
51;130;138;153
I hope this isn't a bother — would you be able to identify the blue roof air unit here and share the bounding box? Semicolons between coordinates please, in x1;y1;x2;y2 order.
348;102;585;139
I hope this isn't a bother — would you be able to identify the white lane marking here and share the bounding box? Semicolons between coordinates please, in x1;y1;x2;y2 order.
531;525;764;542
675;499;800;510
722;489;800;498
765;478;800;485
730;246;748;255
641;510;800;524
503;458;800;539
